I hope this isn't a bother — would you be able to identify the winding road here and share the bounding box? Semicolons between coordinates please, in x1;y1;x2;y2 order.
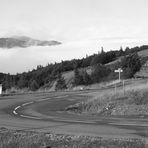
0;89;148;141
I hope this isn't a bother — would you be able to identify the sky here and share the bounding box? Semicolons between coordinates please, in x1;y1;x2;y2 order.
0;0;148;74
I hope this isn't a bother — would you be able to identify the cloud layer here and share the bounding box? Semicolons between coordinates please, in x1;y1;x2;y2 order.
0;0;148;73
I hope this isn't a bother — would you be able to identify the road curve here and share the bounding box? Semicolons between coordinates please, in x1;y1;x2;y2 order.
0;90;148;140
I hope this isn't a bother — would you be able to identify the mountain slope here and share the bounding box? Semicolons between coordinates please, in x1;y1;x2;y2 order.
1;45;148;92
0;36;61;48
59;49;148;90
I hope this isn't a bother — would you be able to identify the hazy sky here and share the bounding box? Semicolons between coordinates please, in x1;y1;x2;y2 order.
0;0;148;73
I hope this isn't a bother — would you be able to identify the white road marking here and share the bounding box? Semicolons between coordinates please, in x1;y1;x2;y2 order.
22;101;33;106
14;106;20;110
13;105;21;115
20;115;41;120
13;97;52;118
13;110;18;115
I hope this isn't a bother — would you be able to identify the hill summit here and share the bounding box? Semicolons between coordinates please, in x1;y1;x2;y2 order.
0;36;61;48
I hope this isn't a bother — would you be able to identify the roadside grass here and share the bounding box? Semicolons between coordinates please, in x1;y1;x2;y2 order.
0;128;146;148
66;80;148;115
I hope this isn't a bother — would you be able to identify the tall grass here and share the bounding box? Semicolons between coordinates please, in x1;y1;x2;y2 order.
66;80;148;114
0;128;146;148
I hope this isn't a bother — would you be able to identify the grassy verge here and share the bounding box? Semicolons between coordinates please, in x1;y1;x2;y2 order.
0;128;146;148
66;81;148;116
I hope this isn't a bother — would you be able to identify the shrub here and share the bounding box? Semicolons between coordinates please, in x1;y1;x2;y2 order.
121;53;141;78
73;68;83;86
127;90;146;105
55;73;67;90
91;64;111;83
30;80;39;91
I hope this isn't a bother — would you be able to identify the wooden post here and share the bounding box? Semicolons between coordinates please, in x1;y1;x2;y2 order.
0;84;2;95
123;80;125;95
115;68;123;82
115;82;116;96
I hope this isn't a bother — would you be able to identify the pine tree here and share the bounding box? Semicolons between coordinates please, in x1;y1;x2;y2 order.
18;75;28;88
101;47;105;54
121;53;141;78
73;68;83;86
91;64;111;83
30;80;39;91
119;46;124;56
3;74;11;90
81;70;91;85
55;73;67;90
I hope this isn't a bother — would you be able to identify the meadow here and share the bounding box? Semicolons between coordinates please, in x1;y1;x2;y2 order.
66;79;148;116
1;79;148;148
0;128;146;148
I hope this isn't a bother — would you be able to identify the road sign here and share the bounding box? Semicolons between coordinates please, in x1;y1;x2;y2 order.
114;68;123;82
114;68;123;73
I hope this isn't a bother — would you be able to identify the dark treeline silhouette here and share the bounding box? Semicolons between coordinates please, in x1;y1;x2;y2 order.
0;45;146;91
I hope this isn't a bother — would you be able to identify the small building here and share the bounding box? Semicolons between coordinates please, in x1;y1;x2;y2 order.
0;84;2;95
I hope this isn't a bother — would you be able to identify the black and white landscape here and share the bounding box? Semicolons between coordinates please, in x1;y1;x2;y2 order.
0;0;148;147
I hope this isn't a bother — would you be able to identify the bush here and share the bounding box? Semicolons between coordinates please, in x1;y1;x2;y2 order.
73;68;83;86
30;80;39;91
121;53;141;78
55;73;67;90
91;64;111;83
127;90;147;105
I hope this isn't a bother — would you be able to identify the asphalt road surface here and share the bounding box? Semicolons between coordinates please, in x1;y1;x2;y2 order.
0;89;148;141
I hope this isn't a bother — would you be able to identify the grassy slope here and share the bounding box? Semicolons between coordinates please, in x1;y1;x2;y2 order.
44;49;148;91
62;49;148;87
135;49;148;77
66;78;148;116
46;67;92;91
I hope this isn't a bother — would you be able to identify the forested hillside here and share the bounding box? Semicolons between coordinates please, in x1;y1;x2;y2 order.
0;45;147;92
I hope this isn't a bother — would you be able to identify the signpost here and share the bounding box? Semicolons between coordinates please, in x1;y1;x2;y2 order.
0;84;2;95
114;68;123;82
114;68;123;96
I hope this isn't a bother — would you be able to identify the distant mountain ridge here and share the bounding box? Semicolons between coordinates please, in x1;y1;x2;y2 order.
0;36;61;48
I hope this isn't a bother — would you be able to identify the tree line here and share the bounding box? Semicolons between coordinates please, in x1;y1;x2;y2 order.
0;45;145;91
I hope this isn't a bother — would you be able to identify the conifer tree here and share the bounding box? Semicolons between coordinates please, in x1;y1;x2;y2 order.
121;53;141;78
55;73;67;90
81;70;91;85
73;68;83;86
30;80;39;91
